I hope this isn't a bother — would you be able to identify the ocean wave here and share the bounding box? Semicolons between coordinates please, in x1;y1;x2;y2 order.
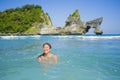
0;35;41;40
0;35;120;40
0;36;26;40
52;35;120;40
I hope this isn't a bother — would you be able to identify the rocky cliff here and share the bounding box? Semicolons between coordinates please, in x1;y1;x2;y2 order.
0;4;53;35
85;17;103;35
40;9;103;35
0;4;103;35
63;9;103;35
43;13;53;27
63;9;84;34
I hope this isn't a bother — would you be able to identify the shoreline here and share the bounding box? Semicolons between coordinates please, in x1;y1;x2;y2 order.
0;33;120;36
0;33;84;36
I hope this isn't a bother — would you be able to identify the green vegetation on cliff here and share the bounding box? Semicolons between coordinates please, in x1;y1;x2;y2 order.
68;9;81;21
0;4;52;34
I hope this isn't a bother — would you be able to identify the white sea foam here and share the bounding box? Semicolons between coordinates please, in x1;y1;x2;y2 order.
77;36;120;40
30;35;41;39
0;35;26;40
0;35;120;40
0;35;41;40
52;35;120;40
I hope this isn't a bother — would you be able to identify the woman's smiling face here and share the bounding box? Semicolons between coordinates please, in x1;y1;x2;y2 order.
43;44;51;54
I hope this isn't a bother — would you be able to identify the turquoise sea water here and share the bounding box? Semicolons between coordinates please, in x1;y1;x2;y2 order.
0;34;120;80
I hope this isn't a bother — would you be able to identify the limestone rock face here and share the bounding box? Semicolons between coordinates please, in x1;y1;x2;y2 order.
35;13;53;34
44;13;53;26
85;17;103;35
40;26;58;34
39;9;103;35
63;9;103;35
65;9;81;26
26;12;53;35
64;9;83;34
40;27;52;34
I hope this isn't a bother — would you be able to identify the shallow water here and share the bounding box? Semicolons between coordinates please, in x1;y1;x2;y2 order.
0;34;120;80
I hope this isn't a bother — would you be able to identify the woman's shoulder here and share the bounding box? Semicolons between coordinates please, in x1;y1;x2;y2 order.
51;53;58;63
50;53;57;57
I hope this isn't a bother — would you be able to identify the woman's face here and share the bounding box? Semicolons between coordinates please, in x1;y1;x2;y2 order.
43;44;51;54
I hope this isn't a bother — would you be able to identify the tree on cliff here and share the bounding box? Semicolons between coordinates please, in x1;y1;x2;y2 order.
0;4;52;34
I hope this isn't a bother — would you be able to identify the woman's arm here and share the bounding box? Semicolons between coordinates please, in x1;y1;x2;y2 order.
38;54;44;62
53;55;58;63
38;56;42;62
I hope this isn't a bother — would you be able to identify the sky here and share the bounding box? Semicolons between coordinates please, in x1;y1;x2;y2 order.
0;0;120;34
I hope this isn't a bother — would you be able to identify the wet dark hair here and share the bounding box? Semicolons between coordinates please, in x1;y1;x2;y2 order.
43;43;52;49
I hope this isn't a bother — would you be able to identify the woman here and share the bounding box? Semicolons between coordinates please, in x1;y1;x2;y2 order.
38;43;58;64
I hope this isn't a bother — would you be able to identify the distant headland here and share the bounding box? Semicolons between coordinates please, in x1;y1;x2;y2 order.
0;4;103;35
